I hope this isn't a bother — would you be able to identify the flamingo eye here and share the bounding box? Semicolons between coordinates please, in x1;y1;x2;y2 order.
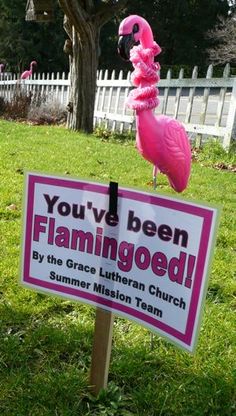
133;24;139;34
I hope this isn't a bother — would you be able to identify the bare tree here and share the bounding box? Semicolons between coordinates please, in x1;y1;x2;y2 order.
57;0;127;133
207;14;236;65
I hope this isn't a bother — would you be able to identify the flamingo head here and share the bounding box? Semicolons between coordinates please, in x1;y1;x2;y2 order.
118;15;153;61
30;61;37;68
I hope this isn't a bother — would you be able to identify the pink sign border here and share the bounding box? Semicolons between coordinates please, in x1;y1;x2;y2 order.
22;173;215;349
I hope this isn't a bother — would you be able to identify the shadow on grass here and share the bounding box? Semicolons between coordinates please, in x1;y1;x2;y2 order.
110;339;235;416
0;303;235;416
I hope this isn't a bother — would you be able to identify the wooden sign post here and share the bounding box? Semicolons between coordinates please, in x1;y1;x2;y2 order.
90;309;114;395
89;181;117;395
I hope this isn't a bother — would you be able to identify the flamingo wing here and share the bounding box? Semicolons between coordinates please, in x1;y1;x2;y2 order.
161;118;191;192
21;71;30;79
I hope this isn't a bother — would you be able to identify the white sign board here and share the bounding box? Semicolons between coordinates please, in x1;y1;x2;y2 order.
20;172;219;352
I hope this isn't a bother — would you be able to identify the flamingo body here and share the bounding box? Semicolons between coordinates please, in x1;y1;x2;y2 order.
136;112;191;192
118;15;191;193
20;61;37;80
21;70;31;80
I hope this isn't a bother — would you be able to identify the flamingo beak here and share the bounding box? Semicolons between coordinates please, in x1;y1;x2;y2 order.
118;33;136;61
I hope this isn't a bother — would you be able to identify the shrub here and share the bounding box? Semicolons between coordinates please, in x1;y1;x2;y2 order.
0;96;6;116
94;124;135;143
27;101;67;125
3;85;32;120
0;85;66;125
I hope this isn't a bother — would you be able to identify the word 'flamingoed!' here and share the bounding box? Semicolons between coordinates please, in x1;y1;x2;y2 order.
33;215;196;288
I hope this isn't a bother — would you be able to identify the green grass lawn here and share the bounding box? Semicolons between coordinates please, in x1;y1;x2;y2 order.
0;119;235;416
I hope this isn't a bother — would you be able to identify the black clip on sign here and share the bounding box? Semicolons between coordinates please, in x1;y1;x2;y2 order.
109;181;118;215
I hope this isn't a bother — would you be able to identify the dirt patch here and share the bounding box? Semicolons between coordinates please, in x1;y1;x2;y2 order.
213;162;236;172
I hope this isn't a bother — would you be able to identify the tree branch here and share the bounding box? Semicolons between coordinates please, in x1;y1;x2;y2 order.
93;0;128;27
58;0;128;40
207;14;236;64
63;14;72;39
58;0;90;32
82;0;95;13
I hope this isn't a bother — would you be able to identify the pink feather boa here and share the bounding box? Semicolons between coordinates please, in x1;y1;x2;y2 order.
126;42;161;111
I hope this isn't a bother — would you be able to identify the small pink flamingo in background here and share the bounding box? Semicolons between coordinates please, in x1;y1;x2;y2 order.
0;63;5;74
118;15;191;193
20;61;37;79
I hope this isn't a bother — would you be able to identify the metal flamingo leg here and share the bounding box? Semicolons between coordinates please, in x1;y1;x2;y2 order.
153;165;158;190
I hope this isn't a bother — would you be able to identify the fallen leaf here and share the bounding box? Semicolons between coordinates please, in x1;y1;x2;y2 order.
6;204;17;211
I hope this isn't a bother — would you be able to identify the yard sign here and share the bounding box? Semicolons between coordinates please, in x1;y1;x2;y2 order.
20;172;219;352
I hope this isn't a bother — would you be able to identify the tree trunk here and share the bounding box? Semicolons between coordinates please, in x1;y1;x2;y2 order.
59;0;128;133
67;24;99;132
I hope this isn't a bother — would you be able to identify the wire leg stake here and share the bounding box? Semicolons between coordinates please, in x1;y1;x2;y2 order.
89;308;115;395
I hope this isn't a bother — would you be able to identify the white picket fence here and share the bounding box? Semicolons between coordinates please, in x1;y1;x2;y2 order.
0;65;235;148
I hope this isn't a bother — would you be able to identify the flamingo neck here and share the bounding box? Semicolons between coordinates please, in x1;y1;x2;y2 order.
140;24;154;49
135;110;160;165
137;108;155;119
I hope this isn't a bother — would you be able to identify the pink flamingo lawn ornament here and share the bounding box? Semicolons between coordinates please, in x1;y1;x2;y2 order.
118;15;191;193
20;61;37;80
